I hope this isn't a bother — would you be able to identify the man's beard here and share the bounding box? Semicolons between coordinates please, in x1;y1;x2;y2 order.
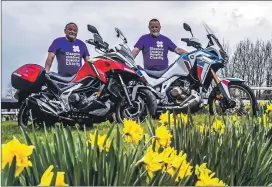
67;33;77;40
152;32;160;37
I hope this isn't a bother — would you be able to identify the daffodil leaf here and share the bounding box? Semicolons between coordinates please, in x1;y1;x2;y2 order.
6;156;17;186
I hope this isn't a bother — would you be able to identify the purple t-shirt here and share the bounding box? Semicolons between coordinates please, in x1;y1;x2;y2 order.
134;34;177;70
48;37;90;76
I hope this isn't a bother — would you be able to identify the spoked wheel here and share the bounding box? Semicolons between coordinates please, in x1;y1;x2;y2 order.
208;82;257;116
115;89;157;123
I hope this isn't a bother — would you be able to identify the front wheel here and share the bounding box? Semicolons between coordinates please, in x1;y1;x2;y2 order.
208;82;257;116
115;89;157;123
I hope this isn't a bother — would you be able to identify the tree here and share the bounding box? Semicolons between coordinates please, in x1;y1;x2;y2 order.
6;83;16;99
220;39;272;99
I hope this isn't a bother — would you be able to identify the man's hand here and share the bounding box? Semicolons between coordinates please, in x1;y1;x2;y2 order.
45;52;55;72
174;47;187;55
84;56;90;61
132;47;140;58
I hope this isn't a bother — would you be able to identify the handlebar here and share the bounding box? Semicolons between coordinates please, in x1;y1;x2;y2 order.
86;39;95;45
181;38;189;42
86;39;109;50
181;38;202;49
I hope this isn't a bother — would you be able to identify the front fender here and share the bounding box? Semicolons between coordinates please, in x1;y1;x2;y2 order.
221;77;245;84
130;85;162;101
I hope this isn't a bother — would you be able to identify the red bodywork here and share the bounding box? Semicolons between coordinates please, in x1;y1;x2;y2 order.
14;64;43;83
197;66;203;81
72;58;136;83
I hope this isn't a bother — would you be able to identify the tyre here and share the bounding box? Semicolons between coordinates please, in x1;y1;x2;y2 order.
18;101;40;129
18;101;55;129
208;82;257;116
115;89;157;123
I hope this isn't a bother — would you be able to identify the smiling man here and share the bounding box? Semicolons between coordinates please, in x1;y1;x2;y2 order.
45;22;90;77
132;18;187;71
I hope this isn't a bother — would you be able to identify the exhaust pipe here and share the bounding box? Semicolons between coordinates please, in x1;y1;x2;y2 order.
26;97;74;121
158;90;204;111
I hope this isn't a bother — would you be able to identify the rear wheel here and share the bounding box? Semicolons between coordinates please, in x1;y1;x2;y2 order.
18;101;41;129
115;89;157;123
18;101;55;129
208;82;257;116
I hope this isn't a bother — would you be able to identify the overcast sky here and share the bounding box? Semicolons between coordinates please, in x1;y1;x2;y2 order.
2;1;272;96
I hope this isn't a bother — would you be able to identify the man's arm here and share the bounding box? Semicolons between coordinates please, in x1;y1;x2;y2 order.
45;52;56;72
174;47;188;55
132;47;140;58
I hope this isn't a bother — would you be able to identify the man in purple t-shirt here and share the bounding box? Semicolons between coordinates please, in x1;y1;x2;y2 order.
45;22;90;77
132;18;187;71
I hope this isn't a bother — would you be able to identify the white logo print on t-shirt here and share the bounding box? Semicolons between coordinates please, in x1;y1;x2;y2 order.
156;41;163;48
73;45;80;52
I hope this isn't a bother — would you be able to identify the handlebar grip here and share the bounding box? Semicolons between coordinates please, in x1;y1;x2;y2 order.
181;38;189;42
86;39;95;45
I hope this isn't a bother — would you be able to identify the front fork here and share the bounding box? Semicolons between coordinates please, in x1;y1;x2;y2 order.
211;70;236;109
118;74;133;106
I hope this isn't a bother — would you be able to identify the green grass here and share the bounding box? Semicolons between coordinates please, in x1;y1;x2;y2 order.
0;113;243;143
1;120;113;144
1;114;206;144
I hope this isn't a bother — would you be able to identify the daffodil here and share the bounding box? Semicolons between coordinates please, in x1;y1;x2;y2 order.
166;151;193;181
198;124;209;135
2;137;35;176
55;172;69;186
157;146;177;170
178;113;189;125
259;101;266;107
159;111;174;125
88;132;111;152
195;163;226;186
258;113;269;127
39;165;54;186
212;119;225;134
196;174;226;186
153;125;173;148
39;165;68;186
136;146;164;178
123;118;143;145
265;103;272;114
195;163;212;177
231;114;239;127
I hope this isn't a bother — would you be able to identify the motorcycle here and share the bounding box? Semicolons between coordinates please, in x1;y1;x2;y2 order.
136;22;258;116
11;25;157;129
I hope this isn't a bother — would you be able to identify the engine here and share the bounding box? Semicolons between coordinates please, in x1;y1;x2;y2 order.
167;80;191;102
68;91;112;118
68;92;97;111
170;87;188;100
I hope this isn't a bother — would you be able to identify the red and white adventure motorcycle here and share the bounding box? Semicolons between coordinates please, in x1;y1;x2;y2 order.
11;25;157;128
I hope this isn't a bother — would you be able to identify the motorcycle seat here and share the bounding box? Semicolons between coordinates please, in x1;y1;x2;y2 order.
137;65;167;78
47;72;76;83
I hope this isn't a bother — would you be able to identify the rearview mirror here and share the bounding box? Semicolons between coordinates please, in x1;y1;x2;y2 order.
93;33;103;43
183;23;191;32
87;25;99;35
183;23;194;37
